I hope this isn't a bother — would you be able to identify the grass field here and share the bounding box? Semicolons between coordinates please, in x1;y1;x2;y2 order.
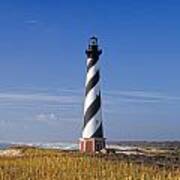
0;147;179;180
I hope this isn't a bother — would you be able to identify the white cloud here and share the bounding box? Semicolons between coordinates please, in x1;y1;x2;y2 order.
36;113;58;123
0;93;80;103
104;90;180;103
0;89;179;111
0;88;179;141
0;91;82;111
25;20;38;24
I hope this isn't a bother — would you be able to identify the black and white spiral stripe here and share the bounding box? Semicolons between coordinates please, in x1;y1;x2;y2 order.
82;54;104;138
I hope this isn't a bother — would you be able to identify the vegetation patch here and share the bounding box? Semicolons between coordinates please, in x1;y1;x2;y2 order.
0;147;179;179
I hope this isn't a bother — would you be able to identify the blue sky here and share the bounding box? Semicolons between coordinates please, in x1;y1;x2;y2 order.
0;0;180;142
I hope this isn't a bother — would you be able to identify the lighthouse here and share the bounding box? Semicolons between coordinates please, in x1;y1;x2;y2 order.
80;37;105;153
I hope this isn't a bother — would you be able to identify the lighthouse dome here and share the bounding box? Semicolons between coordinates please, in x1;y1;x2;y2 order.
89;36;98;46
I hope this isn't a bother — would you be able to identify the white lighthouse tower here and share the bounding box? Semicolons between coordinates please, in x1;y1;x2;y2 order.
80;37;105;153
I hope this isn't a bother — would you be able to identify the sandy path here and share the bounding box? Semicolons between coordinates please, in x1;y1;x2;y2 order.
0;149;22;157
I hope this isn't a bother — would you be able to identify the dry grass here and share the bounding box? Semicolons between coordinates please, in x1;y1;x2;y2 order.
0;147;179;180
